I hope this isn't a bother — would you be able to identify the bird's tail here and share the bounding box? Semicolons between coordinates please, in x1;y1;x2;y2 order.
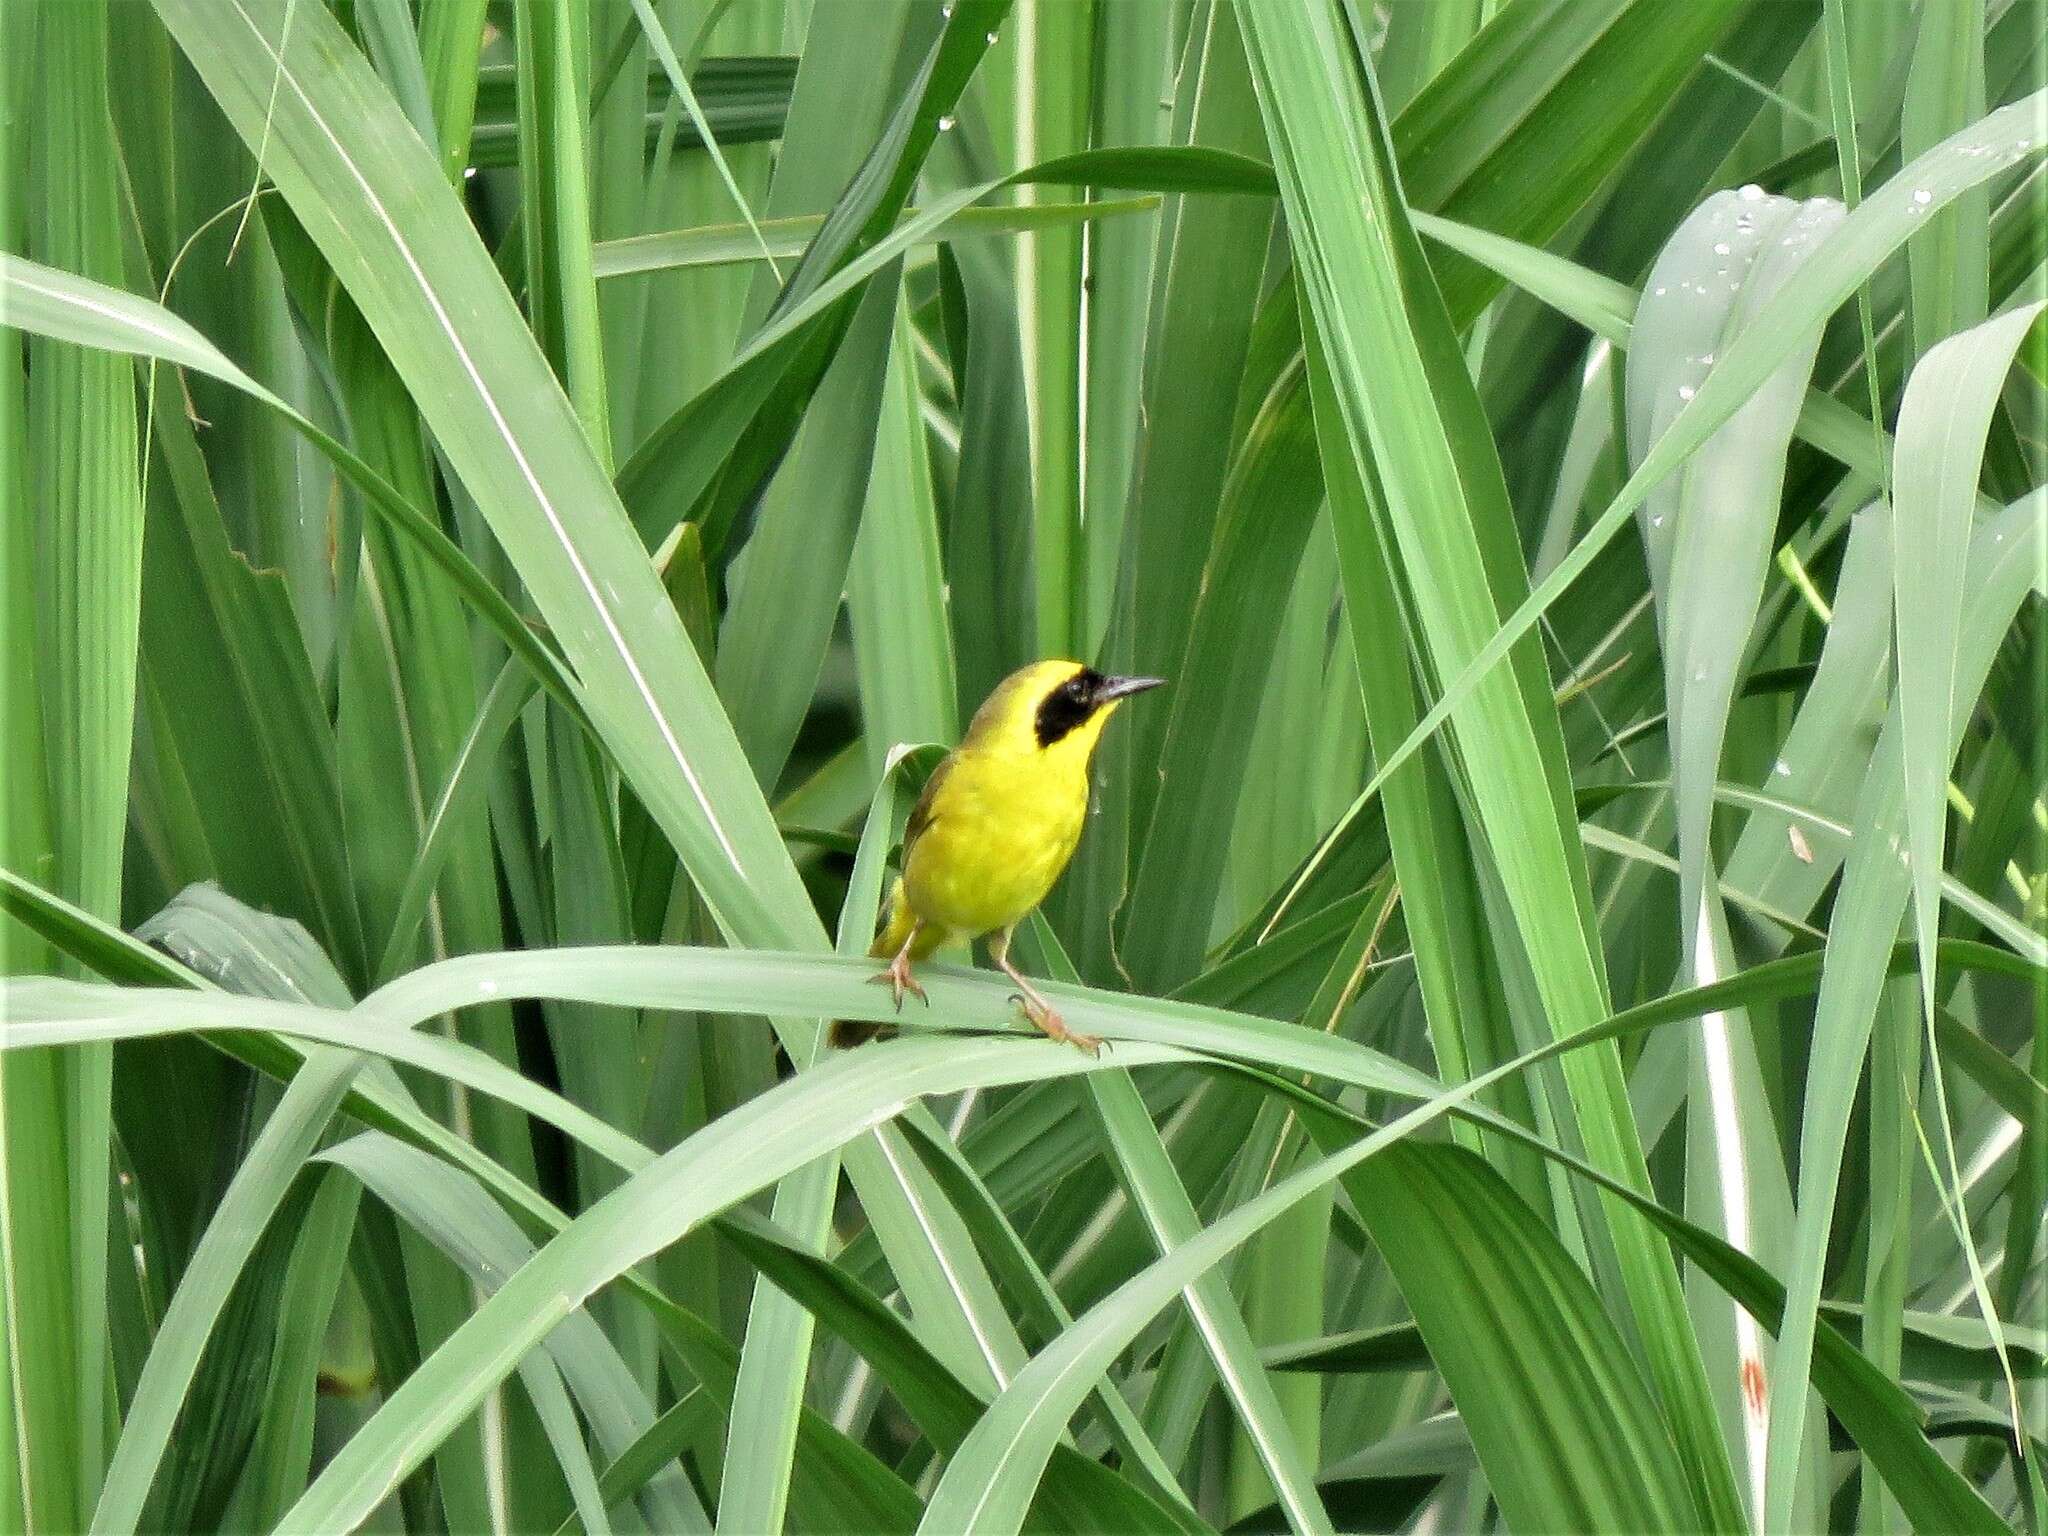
829;879;940;1048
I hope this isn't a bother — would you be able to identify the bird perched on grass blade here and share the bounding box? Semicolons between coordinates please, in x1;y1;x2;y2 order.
832;660;1164;1054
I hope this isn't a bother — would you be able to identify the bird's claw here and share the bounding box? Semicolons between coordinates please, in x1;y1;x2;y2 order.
1010;991;1102;1057
866;955;927;1013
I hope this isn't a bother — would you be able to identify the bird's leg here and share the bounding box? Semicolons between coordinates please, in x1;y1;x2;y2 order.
866;922;928;1011
989;928;1101;1056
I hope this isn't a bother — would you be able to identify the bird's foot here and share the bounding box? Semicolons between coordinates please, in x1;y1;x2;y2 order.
1010;991;1102;1057
866;952;928;1012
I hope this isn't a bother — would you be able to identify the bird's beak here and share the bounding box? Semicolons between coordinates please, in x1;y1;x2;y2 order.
1097;675;1166;703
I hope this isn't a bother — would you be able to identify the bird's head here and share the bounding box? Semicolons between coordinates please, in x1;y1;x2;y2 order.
964;659;1166;765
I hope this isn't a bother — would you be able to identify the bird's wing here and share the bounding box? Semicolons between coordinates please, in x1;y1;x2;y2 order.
901;750;956;859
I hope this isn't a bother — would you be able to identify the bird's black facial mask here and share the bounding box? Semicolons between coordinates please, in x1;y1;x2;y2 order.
1034;669;1164;747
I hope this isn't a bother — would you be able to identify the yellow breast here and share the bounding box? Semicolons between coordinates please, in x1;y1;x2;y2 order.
900;746;1089;941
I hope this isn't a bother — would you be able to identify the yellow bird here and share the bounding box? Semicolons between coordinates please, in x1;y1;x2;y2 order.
836;660;1164;1054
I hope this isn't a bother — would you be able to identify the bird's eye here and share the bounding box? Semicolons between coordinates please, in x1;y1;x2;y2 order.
1035;671;1102;746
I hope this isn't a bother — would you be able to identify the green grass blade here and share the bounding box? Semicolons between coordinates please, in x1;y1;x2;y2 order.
847;300;959;782
1120;352;1322;990
418;0;490;179
237;1168;360;1530
890;1102;1198;1518
134;388;370;980
1285;92;2047;928
1406;205;1930;499
1062;2;1274;980
1763;491;2044;1532
1396;0;1772;326
0;925;1900;1536
377;661;537;984
272;1036;1188;1533
1097;0;1271;831
717;269;898;785
1901;0;1990;359
152;0;824;953
1818;0;1893;500
1375;0;1482;113
1078;0;1174;654
614;147;1281;558
1;905;939;1529
319;1132;708;1533
91;889;356;1535
515;0;612;466
10;940;2035;1167
626;0;782;279
0;252;584;723
916;1044;1722;1533
355;0;436;143
715;755;911;1536
1718;511;1893;934
10;4;142;1519
1892;303;2043;1035
1017;0;1091;656
4;883;941;1525
928;177;1037;716
1344;1144;1703;1532
593;195;1160;275
27;934;1982;1530
1275;1077;2009;1535
1300;309;1550;1208
1627;186;1844;1523
1239;2;1743;1519
1029;927;1332;1533
1881;299;2041;1532
7;9;2032;1524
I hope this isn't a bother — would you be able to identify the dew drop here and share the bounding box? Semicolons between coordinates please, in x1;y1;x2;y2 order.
1912;188;1932;206
1678;384;1696;400
1774;758;1791;777
986;29;998;42
478;979;499;997
1713;241;1731;255
1651;514;1664;528
1700;353;1714;365
1654;285;1668;296
938;114;956;132
1739;183;1765;201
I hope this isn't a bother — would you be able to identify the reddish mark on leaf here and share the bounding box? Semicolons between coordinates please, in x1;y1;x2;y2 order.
1741;1356;1768;1418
